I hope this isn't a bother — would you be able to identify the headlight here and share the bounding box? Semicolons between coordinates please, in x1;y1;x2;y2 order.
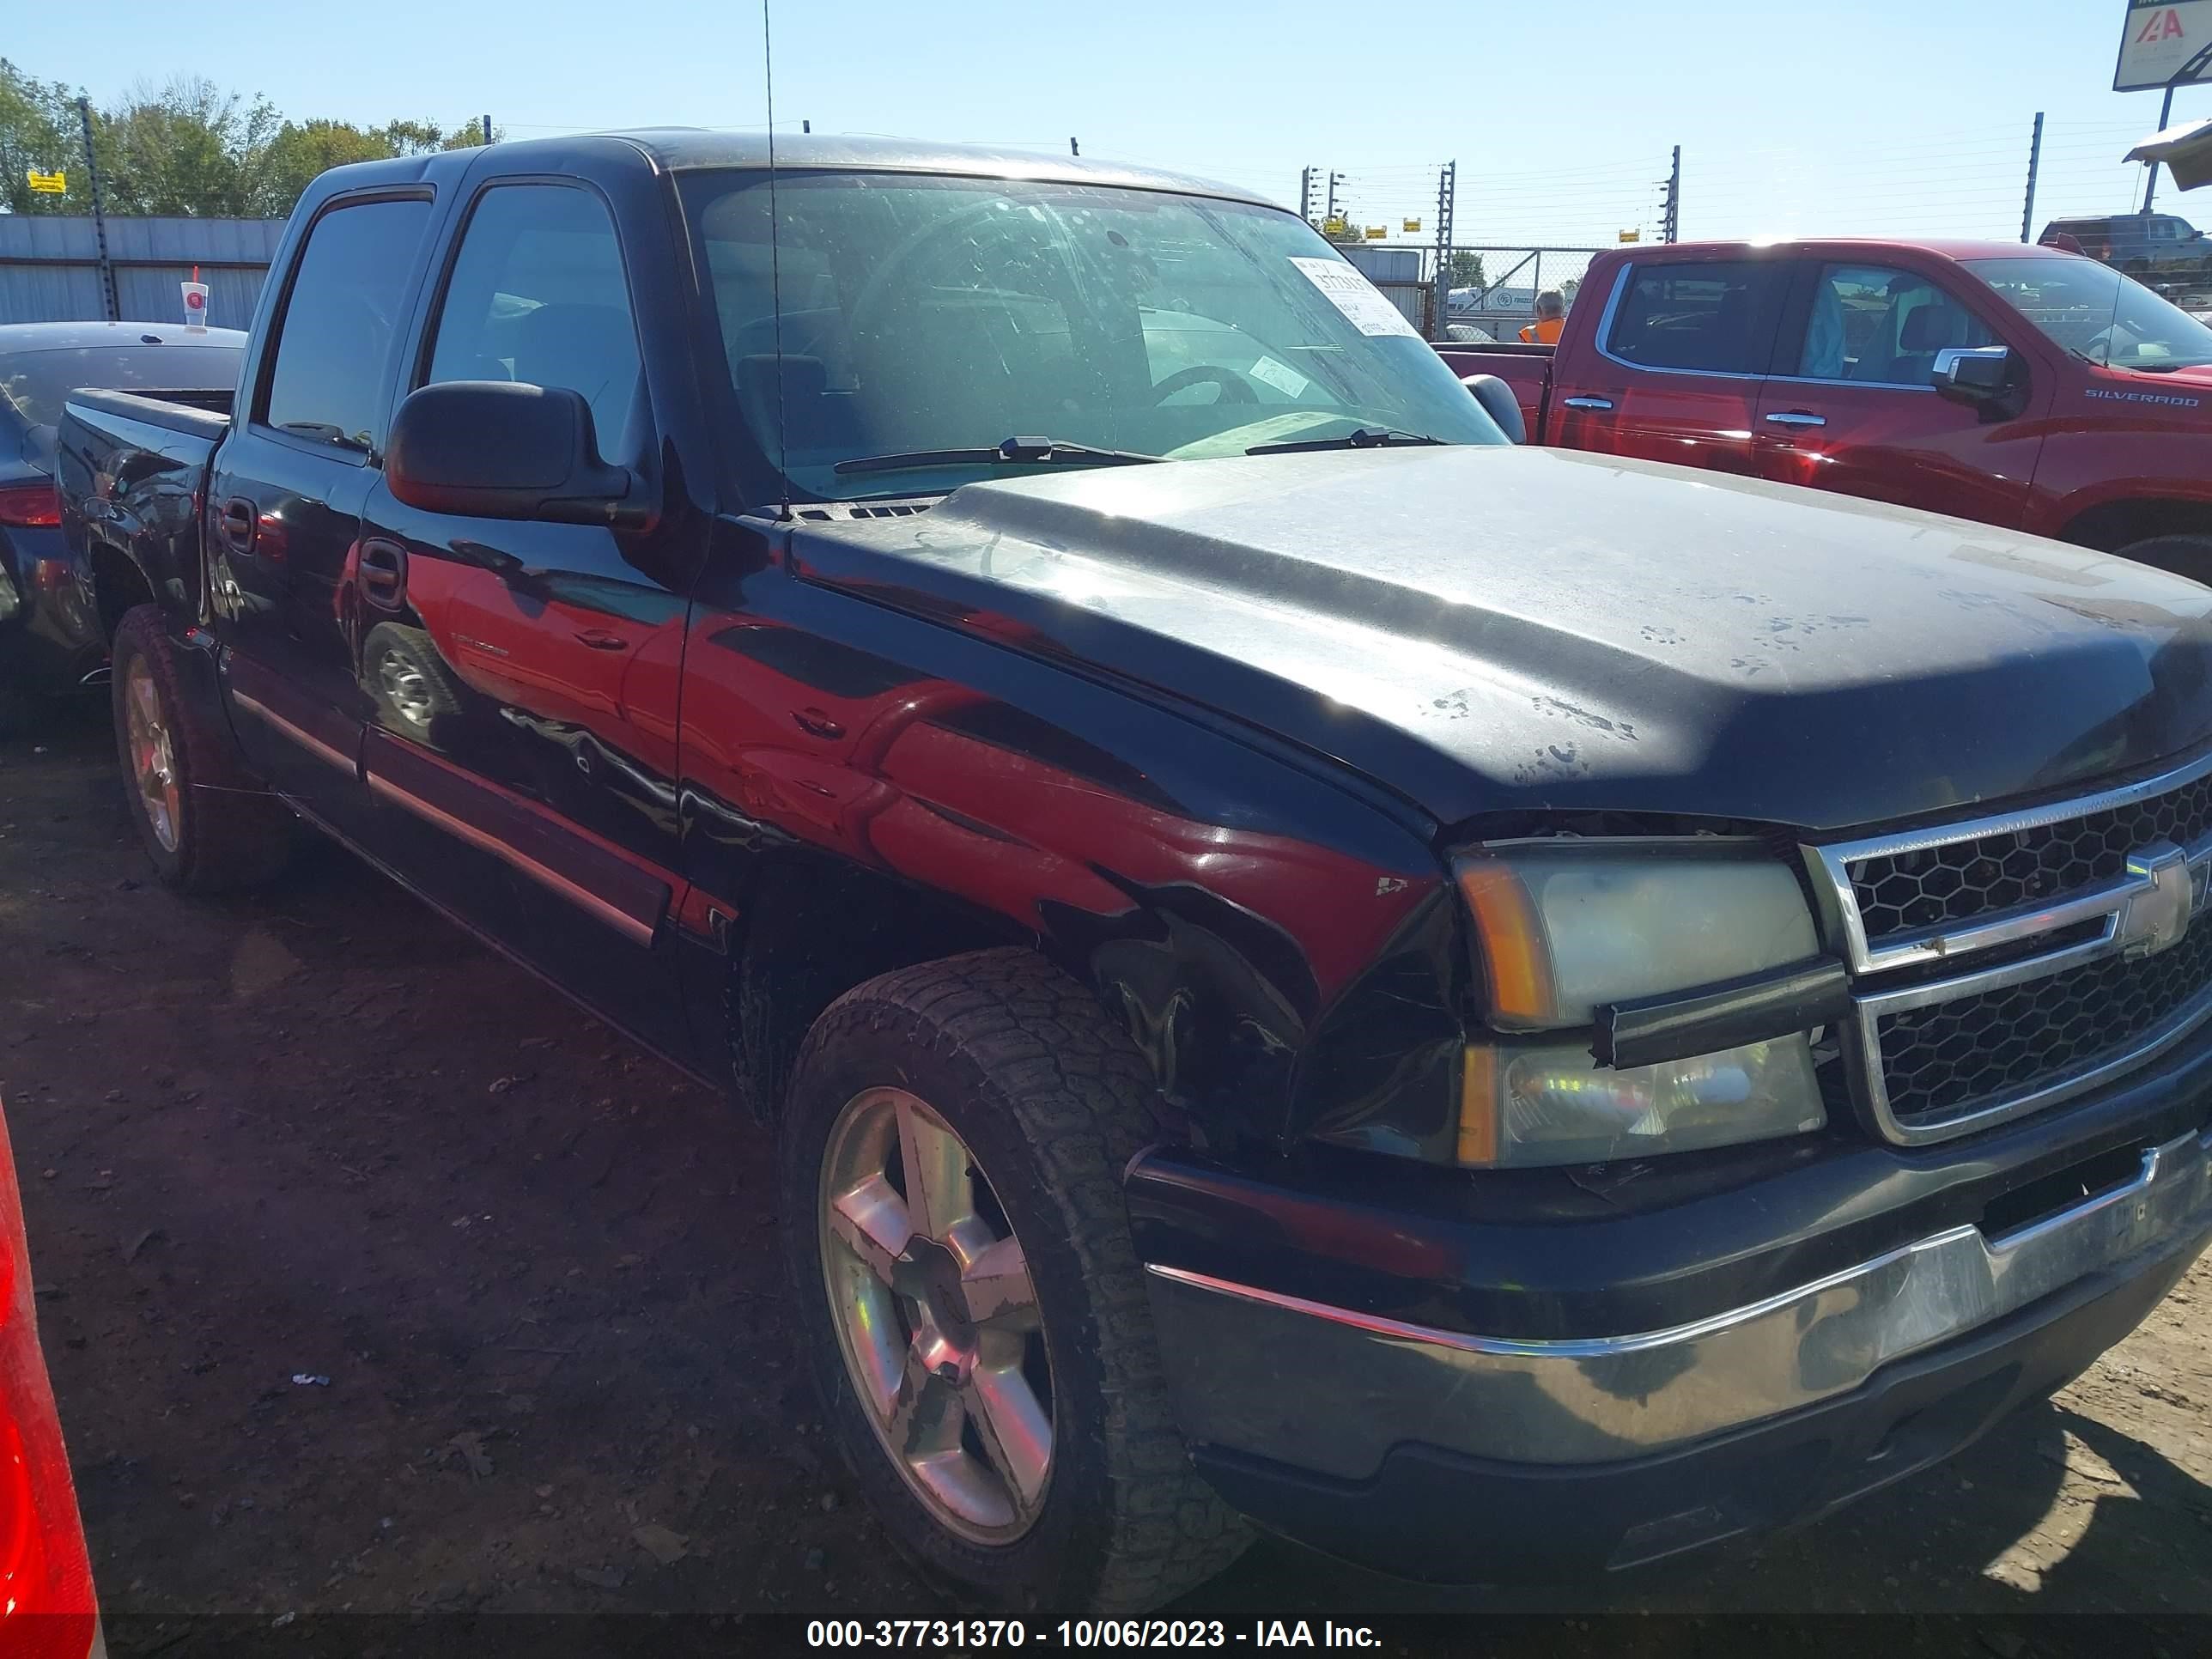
1449;841;1827;1168
1459;1033;1825;1167
1455;842;1817;1029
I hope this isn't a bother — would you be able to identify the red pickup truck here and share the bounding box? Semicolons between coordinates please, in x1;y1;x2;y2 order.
1439;239;2212;574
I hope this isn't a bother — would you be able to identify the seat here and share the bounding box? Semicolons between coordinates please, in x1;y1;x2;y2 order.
733;352;859;458
509;302;641;453
1894;299;1977;384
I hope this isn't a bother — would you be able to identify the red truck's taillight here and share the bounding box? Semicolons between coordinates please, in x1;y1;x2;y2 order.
0;483;61;530
0;1105;97;1658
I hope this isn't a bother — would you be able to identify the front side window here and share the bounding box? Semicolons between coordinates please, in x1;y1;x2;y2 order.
1603;260;1789;375
680;170;1503;503
1794;264;1996;386
424;184;644;457
1966;255;2212;372
262;197;434;453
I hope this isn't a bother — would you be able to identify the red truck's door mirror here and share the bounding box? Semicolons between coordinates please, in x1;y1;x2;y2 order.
386;380;644;527
1460;374;1527;444
1932;347;2024;421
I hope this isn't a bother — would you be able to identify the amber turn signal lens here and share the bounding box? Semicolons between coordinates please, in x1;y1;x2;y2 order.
1455;858;1556;1025
1457;1045;1500;1167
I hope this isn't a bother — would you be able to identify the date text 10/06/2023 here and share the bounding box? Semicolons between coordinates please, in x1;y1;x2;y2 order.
805;1621;1382;1649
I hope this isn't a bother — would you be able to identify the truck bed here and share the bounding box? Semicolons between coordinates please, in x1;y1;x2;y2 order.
1434;341;1553;438
57;389;227;623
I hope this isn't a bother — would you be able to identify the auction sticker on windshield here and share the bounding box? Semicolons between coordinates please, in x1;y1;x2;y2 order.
1290;258;1423;338
1249;355;1310;397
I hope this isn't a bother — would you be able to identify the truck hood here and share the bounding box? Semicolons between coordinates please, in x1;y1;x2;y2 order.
787;445;2212;835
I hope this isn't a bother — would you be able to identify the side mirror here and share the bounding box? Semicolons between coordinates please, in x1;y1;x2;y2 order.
386;380;643;526
1461;373;1527;445
1933;346;2022;420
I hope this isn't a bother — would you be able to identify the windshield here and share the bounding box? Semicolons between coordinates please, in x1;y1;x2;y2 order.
0;343;242;428
680;170;1504;502
1964;255;2212;372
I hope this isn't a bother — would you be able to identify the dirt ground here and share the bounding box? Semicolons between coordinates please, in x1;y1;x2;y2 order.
4;708;2211;1643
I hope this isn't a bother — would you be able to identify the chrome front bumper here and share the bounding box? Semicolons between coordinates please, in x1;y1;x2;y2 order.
1146;1124;2212;1479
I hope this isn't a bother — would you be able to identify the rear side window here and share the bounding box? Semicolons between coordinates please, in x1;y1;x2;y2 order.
1604;260;1789;375
424;184;643;458
261;198;434;453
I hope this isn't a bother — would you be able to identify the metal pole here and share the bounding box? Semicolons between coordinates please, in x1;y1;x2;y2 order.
1664;144;1680;243
1300;166;1313;223
1431;160;1455;340
2146;84;2178;212
2021;112;2044;242
482;113;493;146
76;96;117;323
1326;172;1341;222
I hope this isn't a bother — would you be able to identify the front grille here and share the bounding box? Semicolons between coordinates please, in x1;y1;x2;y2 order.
1847;769;2212;939
1876;921;2212;1127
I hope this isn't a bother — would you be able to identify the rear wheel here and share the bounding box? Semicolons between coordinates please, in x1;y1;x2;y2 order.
779;948;1249;1612
2114;532;2212;584
110;606;292;892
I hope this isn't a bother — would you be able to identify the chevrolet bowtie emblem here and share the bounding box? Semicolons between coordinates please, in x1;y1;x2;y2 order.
2119;842;2195;958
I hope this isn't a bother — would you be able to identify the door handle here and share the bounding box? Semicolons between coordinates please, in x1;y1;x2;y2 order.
574;629;629;651
1561;396;1614;410
1764;410;1826;428
793;707;846;740
216;497;256;553
356;539;408;611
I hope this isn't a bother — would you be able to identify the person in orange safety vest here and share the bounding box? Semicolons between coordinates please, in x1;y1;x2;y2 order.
1520;289;1566;344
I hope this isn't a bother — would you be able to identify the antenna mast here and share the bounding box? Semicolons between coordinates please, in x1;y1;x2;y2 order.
763;0;791;520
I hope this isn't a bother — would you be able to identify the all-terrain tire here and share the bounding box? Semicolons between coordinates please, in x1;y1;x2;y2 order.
779;947;1251;1613
110;605;292;892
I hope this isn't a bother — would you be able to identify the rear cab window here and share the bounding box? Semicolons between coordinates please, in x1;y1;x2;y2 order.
1602;260;1790;375
258;196;436;455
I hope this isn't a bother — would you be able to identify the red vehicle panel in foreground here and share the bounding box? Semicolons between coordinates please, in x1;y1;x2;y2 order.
0;1101;100;1659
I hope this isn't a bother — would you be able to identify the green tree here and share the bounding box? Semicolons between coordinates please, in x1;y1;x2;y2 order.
97;76;280;216
0;58;83;216
1448;250;1486;289
250;119;396;216
3;60;505;222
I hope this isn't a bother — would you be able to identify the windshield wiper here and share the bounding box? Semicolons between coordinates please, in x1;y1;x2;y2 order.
1245;426;1444;456
835;435;1164;476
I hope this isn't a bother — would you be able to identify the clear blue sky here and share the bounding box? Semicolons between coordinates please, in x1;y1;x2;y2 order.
9;0;2204;247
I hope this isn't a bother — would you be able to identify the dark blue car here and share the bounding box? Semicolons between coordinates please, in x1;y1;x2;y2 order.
0;320;242;732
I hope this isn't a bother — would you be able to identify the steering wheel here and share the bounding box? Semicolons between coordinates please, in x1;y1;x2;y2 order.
847;197;1051;348
1151;365;1258;406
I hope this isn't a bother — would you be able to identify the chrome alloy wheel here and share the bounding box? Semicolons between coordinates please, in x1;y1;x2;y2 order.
817;1086;1053;1543
123;658;179;853
376;648;434;729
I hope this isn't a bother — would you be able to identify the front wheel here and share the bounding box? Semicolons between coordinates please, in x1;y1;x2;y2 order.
778;948;1249;1613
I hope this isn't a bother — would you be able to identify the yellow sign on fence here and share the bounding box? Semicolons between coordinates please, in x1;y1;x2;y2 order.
26;169;66;194
1322;216;1348;235
1618;228;1641;243
1402;218;1421;233
1364;225;1386;239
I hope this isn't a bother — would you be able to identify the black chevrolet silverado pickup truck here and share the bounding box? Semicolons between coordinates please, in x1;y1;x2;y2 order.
57;131;2212;1611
